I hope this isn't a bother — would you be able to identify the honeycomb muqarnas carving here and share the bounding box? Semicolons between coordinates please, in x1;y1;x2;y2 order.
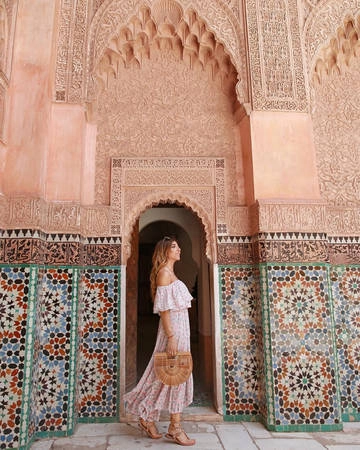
95;0;238;103
313;14;360;84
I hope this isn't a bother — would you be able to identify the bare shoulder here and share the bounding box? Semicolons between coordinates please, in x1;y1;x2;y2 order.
156;267;172;286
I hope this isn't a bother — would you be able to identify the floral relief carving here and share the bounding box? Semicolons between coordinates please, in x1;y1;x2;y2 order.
311;14;360;84
245;0;308;111
55;0;248;104
110;157;220;262
304;0;360;75
95;46;241;206
311;52;360;211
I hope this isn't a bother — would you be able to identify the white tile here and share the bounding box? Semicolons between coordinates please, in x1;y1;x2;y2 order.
108;433;221;450
314;432;360;445
326;446;360;450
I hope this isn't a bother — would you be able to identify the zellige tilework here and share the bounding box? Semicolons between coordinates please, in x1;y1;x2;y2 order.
332;266;360;421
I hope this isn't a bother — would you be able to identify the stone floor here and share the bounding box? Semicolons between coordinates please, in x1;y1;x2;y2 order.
30;413;360;450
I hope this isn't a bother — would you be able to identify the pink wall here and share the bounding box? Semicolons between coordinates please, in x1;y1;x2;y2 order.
250;111;321;200
3;0;55;197
46;104;84;201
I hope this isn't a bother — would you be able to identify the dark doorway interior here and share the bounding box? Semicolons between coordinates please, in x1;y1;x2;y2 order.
136;216;212;407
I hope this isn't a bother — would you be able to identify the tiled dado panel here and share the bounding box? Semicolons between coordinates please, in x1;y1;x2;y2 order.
77;268;120;420
27;268;79;440
261;264;342;431
0;266;37;450
0;266;120;450
219;266;266;420
331;266;360;421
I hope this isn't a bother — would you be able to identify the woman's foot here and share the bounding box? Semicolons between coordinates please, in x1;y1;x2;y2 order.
138;418;162;439
166;422;195;446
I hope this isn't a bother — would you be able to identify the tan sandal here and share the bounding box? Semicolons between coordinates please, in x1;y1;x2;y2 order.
166;421;195;446
138;418;162;439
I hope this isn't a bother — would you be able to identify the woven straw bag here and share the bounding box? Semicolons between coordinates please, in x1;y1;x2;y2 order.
154;352;193;386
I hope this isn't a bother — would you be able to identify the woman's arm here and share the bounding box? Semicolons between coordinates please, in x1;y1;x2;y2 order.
157;268;177;355
160;310;177;356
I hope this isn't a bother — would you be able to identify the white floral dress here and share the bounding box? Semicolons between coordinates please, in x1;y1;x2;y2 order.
124;279;193;421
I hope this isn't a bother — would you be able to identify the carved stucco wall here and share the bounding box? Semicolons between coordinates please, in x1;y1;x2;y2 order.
55;0;249;104
245;0;308;111
94;49;241;207
303;3;360;236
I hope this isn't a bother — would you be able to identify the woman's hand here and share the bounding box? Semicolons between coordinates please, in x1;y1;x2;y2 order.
166;336;177;357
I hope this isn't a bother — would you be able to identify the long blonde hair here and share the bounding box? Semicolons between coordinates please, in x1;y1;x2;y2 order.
150;236;175;301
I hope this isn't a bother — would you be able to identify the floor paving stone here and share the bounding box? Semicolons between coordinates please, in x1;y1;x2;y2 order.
255;438;326;450
29;421;360;450
215;423;258;449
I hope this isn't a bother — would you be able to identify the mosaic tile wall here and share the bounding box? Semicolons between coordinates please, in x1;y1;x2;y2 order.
219;262;347;430
0;266;36;449
332;266;360;421
77;268;120;420
219;266;266;420
261;264;342;430
0;229;122;450
27;268;78;440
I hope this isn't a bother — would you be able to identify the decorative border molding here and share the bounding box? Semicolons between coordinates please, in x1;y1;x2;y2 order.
255;199;328;233
110;157;222;262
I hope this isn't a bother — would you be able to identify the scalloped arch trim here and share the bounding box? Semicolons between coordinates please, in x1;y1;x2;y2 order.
121;191;215;264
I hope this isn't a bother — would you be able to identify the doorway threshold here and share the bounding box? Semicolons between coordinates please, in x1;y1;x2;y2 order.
163;406;223;422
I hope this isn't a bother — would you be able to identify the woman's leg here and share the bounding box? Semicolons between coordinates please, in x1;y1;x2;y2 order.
166;413;196;446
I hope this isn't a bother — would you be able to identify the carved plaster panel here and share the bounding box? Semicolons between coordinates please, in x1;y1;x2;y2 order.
55;0;249;104
255;199;328;233
245;0;308;111
94;48;241;206
3;197;112;236
311;54;360;211
304;0;360;75
110;157;223;262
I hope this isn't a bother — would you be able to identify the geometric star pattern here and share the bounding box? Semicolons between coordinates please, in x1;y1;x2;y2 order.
77;269;120;419
331;266;360;421
266;264;342;428
219;266;265;419
0;266;31;449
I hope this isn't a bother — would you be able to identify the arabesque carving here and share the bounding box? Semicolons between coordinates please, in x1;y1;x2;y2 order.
304;0;360;75
95;2;238;99
255;199;328;234
110;157;220;262
311;46;360;210
94;40;241;205
55;0;249;104
245;0;308;111
312;14;360;84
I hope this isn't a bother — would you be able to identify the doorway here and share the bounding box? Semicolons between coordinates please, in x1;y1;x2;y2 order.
125;204;215;410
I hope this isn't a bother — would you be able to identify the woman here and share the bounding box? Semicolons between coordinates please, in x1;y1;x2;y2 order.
124;236;195;446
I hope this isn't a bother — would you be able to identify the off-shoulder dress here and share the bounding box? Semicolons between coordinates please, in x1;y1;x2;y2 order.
123;279;193;421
